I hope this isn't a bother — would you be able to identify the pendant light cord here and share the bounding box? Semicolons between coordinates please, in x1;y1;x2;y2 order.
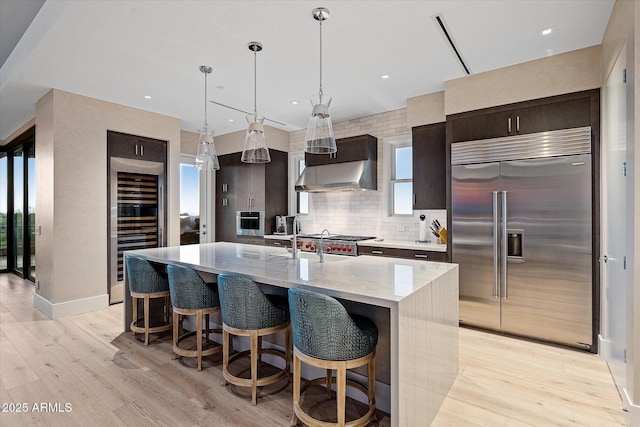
203;69;208;129
253;48;258;117
319;17;323;98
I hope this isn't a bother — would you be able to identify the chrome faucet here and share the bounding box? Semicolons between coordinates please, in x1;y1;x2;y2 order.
291;215;302;259
318;229;331;263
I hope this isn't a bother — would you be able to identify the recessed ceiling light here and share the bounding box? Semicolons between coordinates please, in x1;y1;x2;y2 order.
381;74;390;79
144;95;152;99
217;85;224;90
227;118;234;122
542;28;553;36
290;100;300;105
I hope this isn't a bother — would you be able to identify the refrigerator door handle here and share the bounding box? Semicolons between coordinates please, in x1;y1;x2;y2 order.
501;191;508;300
493;191;500;299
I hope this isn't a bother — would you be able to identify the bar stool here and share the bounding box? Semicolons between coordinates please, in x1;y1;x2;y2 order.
217;274;291;405
288;288;378;427
167;264;222;371
125;255;171;345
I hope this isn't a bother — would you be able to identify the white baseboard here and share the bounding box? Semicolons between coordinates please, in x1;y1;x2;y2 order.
623;388;640;426
598;334;611;360
34;292;109;319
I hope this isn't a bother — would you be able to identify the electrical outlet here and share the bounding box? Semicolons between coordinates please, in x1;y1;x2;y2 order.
36;280;40;290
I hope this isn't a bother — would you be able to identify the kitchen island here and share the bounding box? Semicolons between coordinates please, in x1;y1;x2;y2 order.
124;242;459;427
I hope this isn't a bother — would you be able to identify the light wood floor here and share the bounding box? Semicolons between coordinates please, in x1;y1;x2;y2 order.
0;274;625;426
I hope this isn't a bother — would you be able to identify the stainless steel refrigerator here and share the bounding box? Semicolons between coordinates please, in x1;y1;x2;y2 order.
451;127;593;350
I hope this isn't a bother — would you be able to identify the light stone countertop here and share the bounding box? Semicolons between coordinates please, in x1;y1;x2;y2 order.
266;234;447;252
128;242;456;307
264;234;292;240
358;238;447;252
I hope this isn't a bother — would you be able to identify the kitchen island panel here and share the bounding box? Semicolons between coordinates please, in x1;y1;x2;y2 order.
397;264;459;426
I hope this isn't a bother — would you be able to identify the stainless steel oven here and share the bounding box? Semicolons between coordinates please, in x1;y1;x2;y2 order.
236;211;265;236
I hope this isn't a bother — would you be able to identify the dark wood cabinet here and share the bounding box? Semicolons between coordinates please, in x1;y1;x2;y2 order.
358;245;448;262
215;150;288;243
305;134;377;166
107;131;166;162
449;92;593;143
215;154;240;243
412;122;446;209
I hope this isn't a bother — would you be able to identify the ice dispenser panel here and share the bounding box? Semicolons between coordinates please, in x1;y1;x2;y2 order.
507;229;524;261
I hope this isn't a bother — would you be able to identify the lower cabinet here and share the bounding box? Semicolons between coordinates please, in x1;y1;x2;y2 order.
358;245;449;262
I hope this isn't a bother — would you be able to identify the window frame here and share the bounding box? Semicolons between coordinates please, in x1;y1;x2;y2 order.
388;139;413;217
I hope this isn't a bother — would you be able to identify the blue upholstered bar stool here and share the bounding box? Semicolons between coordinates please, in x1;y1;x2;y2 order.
288;288;378;427
167;264;222;371
125;255;171;345
217;274;291;405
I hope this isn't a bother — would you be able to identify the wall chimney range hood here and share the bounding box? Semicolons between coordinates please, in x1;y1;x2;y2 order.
295;134;377;192
295;160;376;192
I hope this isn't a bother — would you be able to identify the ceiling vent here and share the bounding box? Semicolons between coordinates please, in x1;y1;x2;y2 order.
432;13;471;75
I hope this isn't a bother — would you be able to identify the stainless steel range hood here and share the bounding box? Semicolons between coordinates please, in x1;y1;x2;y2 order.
295;159;377;192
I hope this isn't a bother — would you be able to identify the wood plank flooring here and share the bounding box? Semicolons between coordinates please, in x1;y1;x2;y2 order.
0;274;625;426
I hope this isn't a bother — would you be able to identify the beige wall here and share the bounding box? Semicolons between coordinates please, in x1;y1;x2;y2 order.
445;46;601;115
406;91;445;127
600;0;639;422
35;89;181;311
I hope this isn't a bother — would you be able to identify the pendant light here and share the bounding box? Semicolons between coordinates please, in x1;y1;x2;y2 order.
194;65;220;170
241;41;271;163
304;7;337;155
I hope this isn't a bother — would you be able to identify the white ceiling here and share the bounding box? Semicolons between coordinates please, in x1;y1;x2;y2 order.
0;0;615;142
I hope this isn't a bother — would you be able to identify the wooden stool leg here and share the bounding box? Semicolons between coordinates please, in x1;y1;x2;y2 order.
290;352;301;427
172;311;178;360
131;296;138;335
337;363;347;427
143;295;150;345
257;335;263;368
369;355;376;406
223;328;230;385
196;310;203;371
325;369;332;399
285;326;291;374
250;330;259;405
205;313;210;342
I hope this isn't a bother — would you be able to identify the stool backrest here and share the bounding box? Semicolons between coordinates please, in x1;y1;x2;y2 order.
217;274;284;330
166;264;220;310
288;288;366;360
125;255;168;294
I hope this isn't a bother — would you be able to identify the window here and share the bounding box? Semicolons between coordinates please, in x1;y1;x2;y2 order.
180;161;200;244
296;158;309;215
390;142;412;215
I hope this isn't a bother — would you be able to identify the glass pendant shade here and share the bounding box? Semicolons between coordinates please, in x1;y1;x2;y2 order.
194;126;220;170
241;114;271;163
304;93;337;154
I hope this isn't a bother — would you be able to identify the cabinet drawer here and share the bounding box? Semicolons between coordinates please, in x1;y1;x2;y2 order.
359;245;448;262
264;238;291;248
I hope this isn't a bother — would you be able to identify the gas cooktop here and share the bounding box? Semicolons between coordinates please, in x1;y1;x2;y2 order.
297;234;375;242
295;235;376;256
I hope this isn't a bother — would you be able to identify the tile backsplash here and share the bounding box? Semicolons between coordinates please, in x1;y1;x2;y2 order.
290;108;447;242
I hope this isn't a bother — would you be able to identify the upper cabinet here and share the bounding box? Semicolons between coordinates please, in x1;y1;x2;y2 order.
305;134;377;166
412;122;446;210
449;91;593;143
107;130;167;163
